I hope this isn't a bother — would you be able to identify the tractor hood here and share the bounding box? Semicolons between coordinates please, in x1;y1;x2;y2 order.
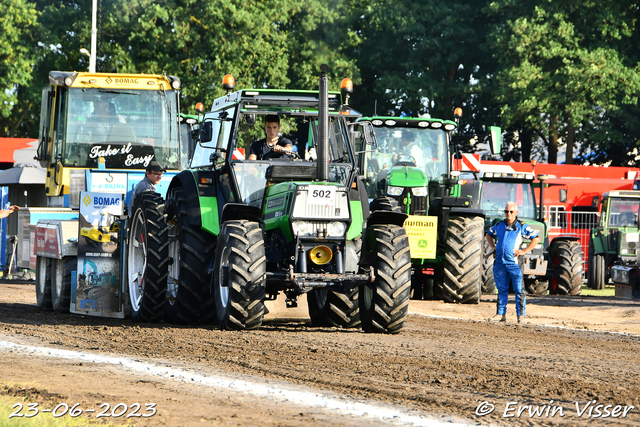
387;165;429;188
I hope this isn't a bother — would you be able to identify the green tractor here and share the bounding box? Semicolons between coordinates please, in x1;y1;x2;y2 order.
589;190;640;290
356;117;502;304
153;66;411;333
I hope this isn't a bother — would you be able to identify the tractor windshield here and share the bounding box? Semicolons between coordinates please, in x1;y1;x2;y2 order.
229;112;354;206
608;198;640;227
60;88;180;170
480;181;537;219
364;126;447;180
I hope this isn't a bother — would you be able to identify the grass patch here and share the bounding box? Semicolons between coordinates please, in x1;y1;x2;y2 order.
580;285;616;297
0;383;124;427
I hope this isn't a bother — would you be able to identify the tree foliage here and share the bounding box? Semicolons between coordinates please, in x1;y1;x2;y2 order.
2;0;640;166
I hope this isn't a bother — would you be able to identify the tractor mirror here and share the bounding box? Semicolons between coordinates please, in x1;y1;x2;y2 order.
200;121;213;143
488;126;501;155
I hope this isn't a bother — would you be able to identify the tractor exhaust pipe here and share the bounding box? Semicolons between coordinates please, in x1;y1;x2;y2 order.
317;64;329;181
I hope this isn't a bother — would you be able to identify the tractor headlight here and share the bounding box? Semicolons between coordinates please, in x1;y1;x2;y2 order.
387;186;403;196
411;187;427;197
611;268;630;284
292;221;313;236
327;221;347;237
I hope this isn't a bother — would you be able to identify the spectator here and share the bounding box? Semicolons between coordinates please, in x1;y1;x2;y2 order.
486;201;541;324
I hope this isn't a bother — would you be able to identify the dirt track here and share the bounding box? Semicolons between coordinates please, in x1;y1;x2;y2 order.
2;281;640;426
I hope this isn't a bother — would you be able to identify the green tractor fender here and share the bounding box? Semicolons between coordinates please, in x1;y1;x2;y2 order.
167;169;220;236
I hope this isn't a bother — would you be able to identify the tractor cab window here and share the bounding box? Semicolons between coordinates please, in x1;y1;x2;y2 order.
480;181;537;219
62;88;181;170
608;198;640;227
192;107;236;168
363;126;447;198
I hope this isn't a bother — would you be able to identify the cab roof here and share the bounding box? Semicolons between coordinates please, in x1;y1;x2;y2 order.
211;89;362;118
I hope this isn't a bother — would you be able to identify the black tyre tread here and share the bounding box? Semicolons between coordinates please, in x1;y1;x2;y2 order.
165;188;217;325
369;197;401;213
52;257;76;312
308;287;361;328
36;257;53;311
525;278;549;295
308;240;361;328
360;225;412;334
128;192;169;322
549;239;584;296
481;239;496;295
214;220;266;330
593;254;606;290
442;216;483;304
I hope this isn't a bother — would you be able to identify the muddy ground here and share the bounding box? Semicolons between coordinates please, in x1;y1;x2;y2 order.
1;281;640;426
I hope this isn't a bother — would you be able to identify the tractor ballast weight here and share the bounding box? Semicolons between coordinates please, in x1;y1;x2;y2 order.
162;66;412;333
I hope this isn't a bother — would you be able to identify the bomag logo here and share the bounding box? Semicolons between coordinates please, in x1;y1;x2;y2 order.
82;194;92;207
94;196;120;206
115;78;139;84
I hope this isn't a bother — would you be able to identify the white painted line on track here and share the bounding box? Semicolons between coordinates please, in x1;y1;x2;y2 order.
0;339;475;427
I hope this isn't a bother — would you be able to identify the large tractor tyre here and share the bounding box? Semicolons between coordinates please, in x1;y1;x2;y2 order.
369;197;401;213
308;241;361;329
52;257;76;312
359;225;412;334
213;220;267;330
126;192;169;323
442;216;483;304
164;188;217;325
35;256;53;311
525;278;549;295
591;254;606;290
308;287;360;329
548;240;584;296
481;240;496;295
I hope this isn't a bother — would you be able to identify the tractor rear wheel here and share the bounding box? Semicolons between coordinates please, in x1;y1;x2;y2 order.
359;224;411;334
481;239;496;295
164;187;217;325
52;257;76;312
36;256;53;311
442;215;483;304
213;220;266;330
548;239;584;295
126;192;169;322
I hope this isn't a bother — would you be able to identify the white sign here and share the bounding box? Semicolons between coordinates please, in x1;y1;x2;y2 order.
80;191;124;226
89;172;128;193
307;185;336;206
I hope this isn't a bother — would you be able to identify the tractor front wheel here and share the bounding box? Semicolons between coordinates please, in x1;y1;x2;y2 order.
126;192;169;322
442;215;483;304
359;225;412;334
213;220;266;330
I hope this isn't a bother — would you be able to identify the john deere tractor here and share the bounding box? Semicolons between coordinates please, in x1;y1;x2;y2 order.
357;118;502;303
156;66;412;333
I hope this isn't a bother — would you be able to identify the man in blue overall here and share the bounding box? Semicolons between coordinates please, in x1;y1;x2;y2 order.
486;202;540;324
